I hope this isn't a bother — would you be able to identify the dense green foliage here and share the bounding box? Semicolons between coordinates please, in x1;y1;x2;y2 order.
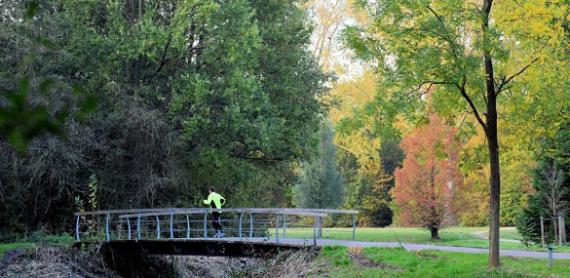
0;0;327;237
293;122;344;209
517;120;570;244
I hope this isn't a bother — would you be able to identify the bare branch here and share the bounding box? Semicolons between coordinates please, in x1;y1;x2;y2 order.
406;80;449;98
456;80;488;134
496;58;538;95
150;36;173;79
426;5;444;24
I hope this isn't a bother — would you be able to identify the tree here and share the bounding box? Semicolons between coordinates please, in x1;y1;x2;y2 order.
294;122;344;209
305;0;369;72
518;120;570;244
0;0;327;236
342;0;561;266
328;70;405;226
393;114;463;239
0;2;95;152
360;164;393;227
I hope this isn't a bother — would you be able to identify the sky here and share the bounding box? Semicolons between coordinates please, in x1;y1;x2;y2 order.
307;0;366;81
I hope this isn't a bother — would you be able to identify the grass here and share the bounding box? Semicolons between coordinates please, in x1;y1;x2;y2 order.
0;242;35;259
317;246;570;277
0;233;74;259
284;226;570;252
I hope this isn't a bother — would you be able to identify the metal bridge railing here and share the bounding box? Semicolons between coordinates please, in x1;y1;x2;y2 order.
74;208;358;246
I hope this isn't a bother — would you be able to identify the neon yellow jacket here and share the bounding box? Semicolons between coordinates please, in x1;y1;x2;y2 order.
203;192;225;210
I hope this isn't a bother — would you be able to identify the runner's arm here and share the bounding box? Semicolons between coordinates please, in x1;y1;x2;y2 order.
203;194;212;205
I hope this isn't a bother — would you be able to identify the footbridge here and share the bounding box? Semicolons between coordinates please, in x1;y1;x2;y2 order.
74;208;359;257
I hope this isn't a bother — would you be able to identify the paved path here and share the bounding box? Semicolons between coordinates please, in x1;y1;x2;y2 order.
211;237;570;260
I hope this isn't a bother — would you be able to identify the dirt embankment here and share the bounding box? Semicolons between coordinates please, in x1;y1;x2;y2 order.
0;245;325;278
0;245;118;277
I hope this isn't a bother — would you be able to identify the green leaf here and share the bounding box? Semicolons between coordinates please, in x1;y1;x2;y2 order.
25;1;39;19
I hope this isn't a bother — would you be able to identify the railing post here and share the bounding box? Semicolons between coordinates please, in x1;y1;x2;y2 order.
275;214;280;243
249;212;254;238
203;211;208;238
105;212;110;241
239;210;243;240
75;215;81;242
137;214;141;240
352;214;356;240
283;214;287;238
558;214;566;245
313;215;317;246
156;215;161;239
547;246;554;267
118;218;123;240
169;213;174;239
541;216;545;247
186;214;191;239
317;216;322;239
561;215;568;243
127;217;132;240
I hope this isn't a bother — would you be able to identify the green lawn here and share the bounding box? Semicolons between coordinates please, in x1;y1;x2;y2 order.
317;246;570;278
0;242;35;259
284;226;570;252
0;234;74;259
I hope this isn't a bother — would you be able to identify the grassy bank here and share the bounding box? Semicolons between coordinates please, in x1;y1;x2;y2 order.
317;246;570;277
0;234;74;259
284;227;570;252
0;243;35;259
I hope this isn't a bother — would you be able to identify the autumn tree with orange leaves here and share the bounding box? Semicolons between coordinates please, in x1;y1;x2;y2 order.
393;114;463;240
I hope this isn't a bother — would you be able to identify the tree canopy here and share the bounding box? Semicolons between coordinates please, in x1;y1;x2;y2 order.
0;0;327;236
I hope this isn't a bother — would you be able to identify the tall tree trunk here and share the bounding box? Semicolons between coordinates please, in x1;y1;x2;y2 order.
430;226;440;240
552;205;558;243
126;0;143;84
486;110;501;267
482;0;501;268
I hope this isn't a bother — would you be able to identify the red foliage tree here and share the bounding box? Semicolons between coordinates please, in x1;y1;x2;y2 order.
393;114;463;239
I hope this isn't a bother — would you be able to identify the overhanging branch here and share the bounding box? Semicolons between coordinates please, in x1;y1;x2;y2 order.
456;80;488;134
496;58;538;95
407;80;449;96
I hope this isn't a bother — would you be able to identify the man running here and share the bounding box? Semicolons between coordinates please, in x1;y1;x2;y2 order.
203;186;226;238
